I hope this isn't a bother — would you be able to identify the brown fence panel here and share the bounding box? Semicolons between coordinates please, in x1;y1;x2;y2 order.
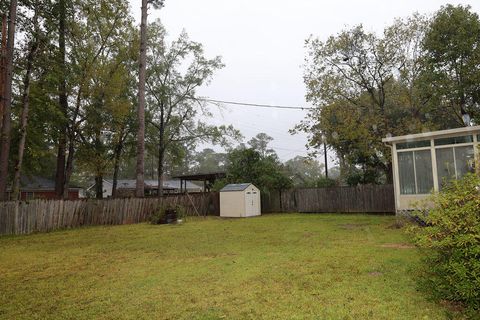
261;191;279;213
262;185;395;214
0;192;220;236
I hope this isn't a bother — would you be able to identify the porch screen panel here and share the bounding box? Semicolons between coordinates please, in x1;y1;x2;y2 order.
398;151;415;194
436;148;455;190
454;146;475;178
415;150;434;194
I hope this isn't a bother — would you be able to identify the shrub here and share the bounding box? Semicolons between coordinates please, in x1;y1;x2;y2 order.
410;173;480;315
150;206;167;225
150;204;187;225
315;176;337;188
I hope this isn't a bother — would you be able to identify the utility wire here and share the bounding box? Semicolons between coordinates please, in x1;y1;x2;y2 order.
201;98;314;111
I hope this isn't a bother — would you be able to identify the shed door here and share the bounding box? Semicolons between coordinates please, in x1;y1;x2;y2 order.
245;188;258;216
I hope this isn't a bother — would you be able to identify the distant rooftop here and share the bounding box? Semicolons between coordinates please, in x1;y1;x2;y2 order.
9;175;81;191
220;183;252;192
172;172;226;181
104;179;201;190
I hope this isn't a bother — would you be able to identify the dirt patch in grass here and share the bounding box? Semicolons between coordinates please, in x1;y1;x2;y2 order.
368;271;384;277
337;223;370;230
380;243;415;249
440;300;466;314
386;221;406;229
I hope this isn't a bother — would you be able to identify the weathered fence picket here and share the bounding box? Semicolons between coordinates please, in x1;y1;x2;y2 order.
261;185;395;214
0;193;219;236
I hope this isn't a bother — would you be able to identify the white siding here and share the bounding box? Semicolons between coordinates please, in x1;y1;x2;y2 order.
220;184;261;217
220;191;246;217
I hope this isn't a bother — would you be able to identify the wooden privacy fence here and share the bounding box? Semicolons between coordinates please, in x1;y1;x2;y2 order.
262;185;395;214
0;192;219;236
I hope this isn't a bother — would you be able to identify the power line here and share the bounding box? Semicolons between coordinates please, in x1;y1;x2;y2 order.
201;98;314;111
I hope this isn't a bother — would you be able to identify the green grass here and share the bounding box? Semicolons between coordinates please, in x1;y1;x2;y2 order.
0;214;457;319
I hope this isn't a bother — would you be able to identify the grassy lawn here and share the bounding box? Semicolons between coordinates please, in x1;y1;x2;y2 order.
0;214;456;319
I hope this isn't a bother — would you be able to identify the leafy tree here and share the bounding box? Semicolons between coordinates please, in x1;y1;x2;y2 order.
0;0;18;199
284;155;325;187
73;1;137;198
422;5;480;125
136;0;165;197
298;14;440;184
145;21;240;196
225;148;292;194
11;3;43;200
248;133;275;157
191;148;227;173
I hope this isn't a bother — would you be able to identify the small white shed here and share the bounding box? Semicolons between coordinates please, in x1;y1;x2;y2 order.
220;183;261;217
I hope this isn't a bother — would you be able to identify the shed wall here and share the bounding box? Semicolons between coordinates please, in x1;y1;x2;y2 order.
220;191;246;217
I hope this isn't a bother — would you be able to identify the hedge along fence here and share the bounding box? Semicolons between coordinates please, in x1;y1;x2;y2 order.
0;192;220;236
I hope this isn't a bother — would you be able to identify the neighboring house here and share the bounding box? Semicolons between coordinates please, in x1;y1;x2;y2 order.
383;125;480;213
86;179;203;198
7;176;83;200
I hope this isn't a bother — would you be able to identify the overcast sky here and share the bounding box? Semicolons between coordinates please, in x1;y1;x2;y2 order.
128;0;478;162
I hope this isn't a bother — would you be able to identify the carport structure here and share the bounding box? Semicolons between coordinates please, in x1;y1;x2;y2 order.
172;172;226;193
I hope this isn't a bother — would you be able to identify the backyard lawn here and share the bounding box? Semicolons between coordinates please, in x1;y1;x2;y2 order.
0;214;460;319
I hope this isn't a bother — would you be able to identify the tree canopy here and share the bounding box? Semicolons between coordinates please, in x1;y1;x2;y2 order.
297;5;480;185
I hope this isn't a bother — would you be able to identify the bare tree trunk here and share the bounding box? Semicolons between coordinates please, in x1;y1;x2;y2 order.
157;101;165;197
0;14;7;133
62;135;75;199
95;175;103;199
12;28;39;200
55;137;67;197
55;0;68;198
157;143;165;197
0;0;18;200
135;0;148;198
111;134;125;198
112;151;121;198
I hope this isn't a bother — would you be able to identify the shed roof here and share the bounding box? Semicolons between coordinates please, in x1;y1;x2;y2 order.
382;125;480;144
220;183;252;192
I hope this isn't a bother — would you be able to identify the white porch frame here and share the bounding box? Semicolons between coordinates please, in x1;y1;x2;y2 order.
383;126;480;212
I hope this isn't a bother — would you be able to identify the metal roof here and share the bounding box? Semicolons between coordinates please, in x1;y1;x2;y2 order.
8;176;82;191
172;172;226;181
103;179;201;190
220;183;252;192
382;125;480;144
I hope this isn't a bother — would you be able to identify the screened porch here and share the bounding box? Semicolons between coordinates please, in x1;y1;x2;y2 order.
383;126;480;212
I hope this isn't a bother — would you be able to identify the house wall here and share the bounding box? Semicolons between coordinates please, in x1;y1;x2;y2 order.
220;191;246;217
15;190;80;200
103;183;113;198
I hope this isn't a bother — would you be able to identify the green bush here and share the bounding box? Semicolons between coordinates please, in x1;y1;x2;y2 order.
410;173;480;315
315;176;337;188
149;204;187;225
149;206;167;225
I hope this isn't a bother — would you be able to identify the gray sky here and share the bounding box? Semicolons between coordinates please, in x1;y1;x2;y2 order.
129;0;478;162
